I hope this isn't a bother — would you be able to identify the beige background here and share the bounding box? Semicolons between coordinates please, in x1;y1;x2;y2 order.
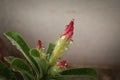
0;0;120;66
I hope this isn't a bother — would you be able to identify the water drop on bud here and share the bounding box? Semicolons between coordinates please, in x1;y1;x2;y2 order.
70;39;73;44
65;47;68;51
42;47;45;50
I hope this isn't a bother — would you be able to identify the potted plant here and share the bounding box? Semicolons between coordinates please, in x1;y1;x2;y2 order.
0;20;98;80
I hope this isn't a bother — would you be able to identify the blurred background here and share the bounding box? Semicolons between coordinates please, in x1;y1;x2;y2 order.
0;0;120;80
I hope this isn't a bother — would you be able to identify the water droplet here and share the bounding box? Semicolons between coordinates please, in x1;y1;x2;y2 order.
42;47;45;50
70;39;73;44
65;47;68;51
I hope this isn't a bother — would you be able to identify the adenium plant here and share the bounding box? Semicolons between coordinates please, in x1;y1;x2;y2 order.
0;20;98;80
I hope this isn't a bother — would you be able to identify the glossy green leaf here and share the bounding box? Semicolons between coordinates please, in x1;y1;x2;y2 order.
60;68;98;79
30;48;42;78
11;58;34;80
4;56;16;64
4;31;30;58
5;56;34;80
0;61;16;80
30;49;49;78
4;31;39;77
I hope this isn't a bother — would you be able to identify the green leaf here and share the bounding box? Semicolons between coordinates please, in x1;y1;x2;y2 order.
4;56;16;64
11;58;34;80
56;77;67;80
60;68;98;79
0;61;16;80
46;75;67;80
30;49;41;57
46;43;55;60
5;56;34;80
30;49;49;78
30;48;42;76
4;31;40;78
4;31;30;58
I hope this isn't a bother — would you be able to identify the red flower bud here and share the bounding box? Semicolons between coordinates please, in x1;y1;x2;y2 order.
56;60;68;68
61;19;74;39
37;40;42;50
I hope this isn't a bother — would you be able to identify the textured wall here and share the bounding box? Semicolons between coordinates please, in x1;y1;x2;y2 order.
0;0;4;37
1;0;120;66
